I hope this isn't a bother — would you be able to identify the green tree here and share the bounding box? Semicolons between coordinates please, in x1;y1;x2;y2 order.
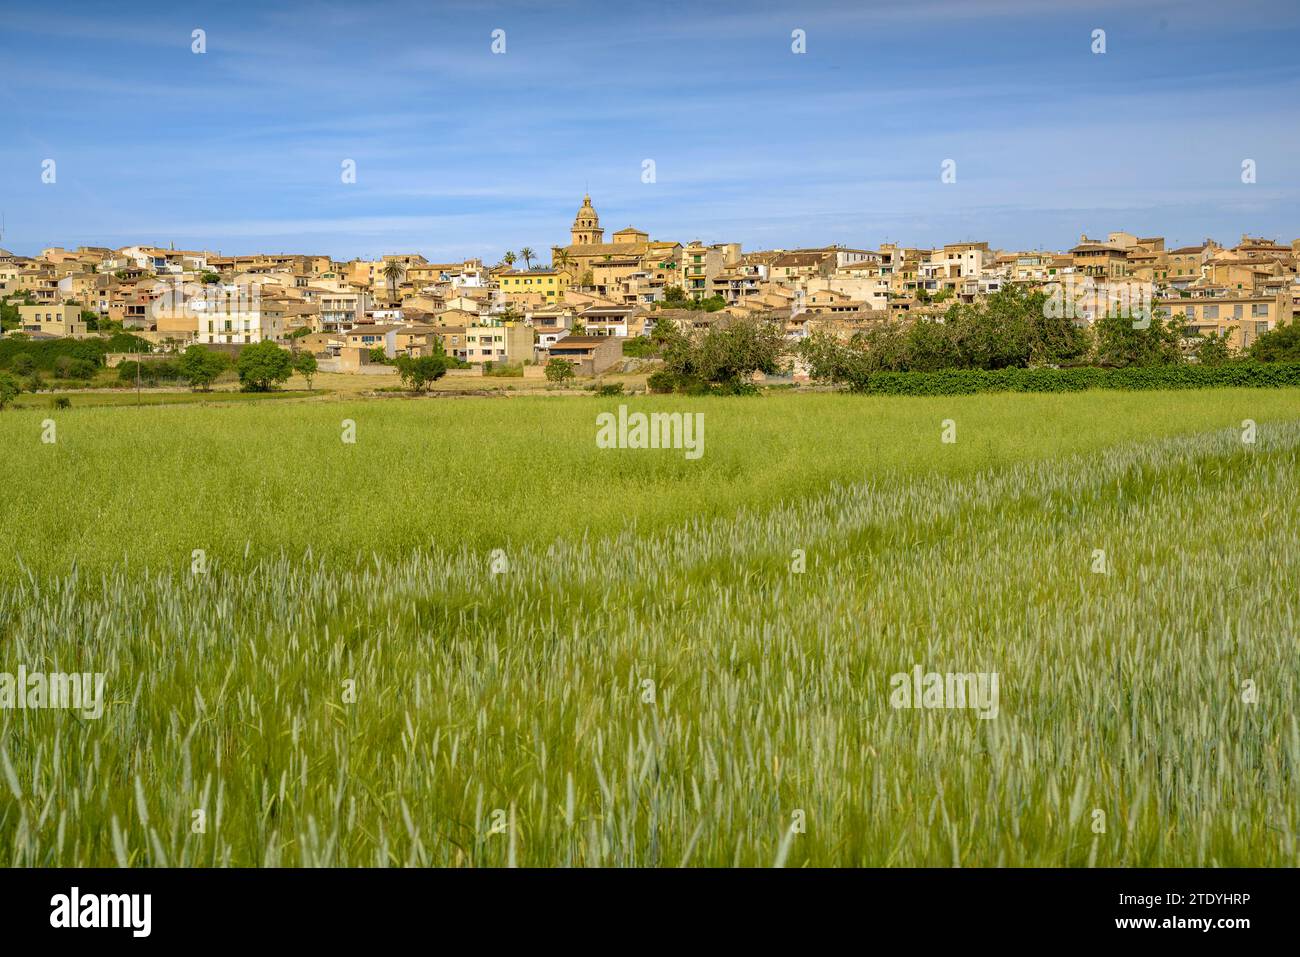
650;316;683;346
178;345;229;391
553;249;573;273
661;285;691;308
0;372;18;409
394;354;447;393
292;350;318;390
1249;321;1300;362
1092;309;1185;367
200;271;221;285
903;318;962;372
519;247;535;269
544;357;575;383
661;317;785;392
661;286;726;312
1195;329;1236;366
11;354;36;376
503;251;517;269
236;340;292;391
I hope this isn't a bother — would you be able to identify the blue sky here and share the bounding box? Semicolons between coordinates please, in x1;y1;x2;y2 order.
2;0;1299;260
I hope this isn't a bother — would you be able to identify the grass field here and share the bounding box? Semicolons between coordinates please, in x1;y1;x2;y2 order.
1;389;1298;866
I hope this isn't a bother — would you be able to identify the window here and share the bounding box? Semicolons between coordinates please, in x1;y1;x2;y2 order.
1252;304;1268;317
1203;305;1218;319
1233;305;1243;319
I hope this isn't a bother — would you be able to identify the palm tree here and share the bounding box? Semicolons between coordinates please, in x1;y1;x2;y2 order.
503;251;517;268
381;261;405;302
519;247;535;269
553;249;573;273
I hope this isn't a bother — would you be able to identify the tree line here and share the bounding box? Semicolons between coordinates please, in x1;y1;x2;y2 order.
799;284;1300;386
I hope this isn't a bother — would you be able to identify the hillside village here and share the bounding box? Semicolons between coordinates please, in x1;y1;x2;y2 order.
3;194;1299;383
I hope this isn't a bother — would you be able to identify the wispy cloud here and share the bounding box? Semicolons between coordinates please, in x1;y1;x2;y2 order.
1;0;1297;257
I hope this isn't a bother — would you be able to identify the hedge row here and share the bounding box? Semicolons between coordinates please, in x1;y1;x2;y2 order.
847;362;1300;395
0;333;152;372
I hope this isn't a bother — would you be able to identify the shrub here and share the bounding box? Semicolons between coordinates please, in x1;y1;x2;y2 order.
50;355;98;380
595;382;624;397
836;362;1300;396
0;372;18;409
0;334;139;373
118;360;182;385
51;396;71;410
66;359;97;380
104;333;152;354
621;337;657;358
646;370;676;394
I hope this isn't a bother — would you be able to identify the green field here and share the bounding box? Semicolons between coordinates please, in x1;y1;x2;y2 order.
1;389;1298;866
7;388;315;410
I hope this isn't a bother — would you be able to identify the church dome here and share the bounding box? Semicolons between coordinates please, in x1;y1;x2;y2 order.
573;194;599;227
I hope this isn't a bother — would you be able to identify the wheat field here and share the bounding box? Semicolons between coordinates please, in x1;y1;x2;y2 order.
1;390;1297;866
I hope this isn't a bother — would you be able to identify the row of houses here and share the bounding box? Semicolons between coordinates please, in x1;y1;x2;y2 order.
4;200;1299;362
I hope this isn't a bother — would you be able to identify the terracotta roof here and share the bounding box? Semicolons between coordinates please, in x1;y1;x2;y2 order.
771;252;833;268
557;242;648;258
548;335;616;348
